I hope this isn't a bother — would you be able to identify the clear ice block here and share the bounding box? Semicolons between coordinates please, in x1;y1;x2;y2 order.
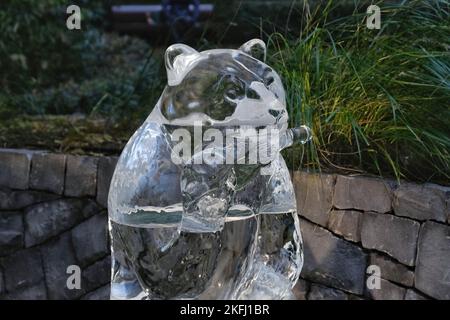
108;39;311;300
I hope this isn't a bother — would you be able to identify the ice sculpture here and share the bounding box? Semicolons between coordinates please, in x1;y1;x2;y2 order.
108;39;312;300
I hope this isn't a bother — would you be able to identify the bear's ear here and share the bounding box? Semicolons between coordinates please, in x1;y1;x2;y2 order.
165;44;198;85
238;39;266;62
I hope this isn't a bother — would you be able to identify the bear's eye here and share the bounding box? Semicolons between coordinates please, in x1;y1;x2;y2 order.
247;88;260;100
265;76;274;86
262;67;275;87
223;77;245;100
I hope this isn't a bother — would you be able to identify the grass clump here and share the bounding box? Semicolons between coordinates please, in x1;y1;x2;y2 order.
271;0;450;183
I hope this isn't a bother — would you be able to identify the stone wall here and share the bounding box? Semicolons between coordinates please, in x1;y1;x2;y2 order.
0;149;117;300
293;172;450;300
1;149;449;300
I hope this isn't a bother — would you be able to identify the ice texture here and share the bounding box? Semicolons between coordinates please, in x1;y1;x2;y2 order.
108;39;311;300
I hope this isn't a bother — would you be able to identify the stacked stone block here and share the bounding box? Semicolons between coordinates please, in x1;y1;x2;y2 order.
1;148;449;300
293;172;450;300
0;149;117;300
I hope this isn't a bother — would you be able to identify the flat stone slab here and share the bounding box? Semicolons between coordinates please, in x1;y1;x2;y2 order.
1;281;47;300
81;284;110;300
300;218;367;295
425;183;450;223
1;248;44;292
404;289;429;300
328;209;362;242
0;269;4;295
65;155;98;197
0;149;32;190
25;199;101;247
0;189;59;210
72;214;109;267
96;157;118;207
415;221;450;299
369;252;414;287
393;183;447;222
292;279;309;300
308;283;350;300
361;212;420;266
41;233;85;299
82;255;111;293
333;175;392;213
30;153;66;194
0;212;24;256
294;172;335;227
365;278;406;300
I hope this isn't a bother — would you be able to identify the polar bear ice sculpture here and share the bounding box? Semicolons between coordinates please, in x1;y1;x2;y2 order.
108;39;311;300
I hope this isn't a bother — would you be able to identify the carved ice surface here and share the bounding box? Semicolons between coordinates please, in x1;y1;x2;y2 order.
108;39;311;300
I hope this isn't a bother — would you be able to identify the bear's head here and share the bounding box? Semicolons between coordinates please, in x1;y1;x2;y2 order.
159;39;288;127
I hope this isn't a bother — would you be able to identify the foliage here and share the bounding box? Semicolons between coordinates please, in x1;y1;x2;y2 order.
0;0;449;184
273;0;450;183
0;0;164;119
